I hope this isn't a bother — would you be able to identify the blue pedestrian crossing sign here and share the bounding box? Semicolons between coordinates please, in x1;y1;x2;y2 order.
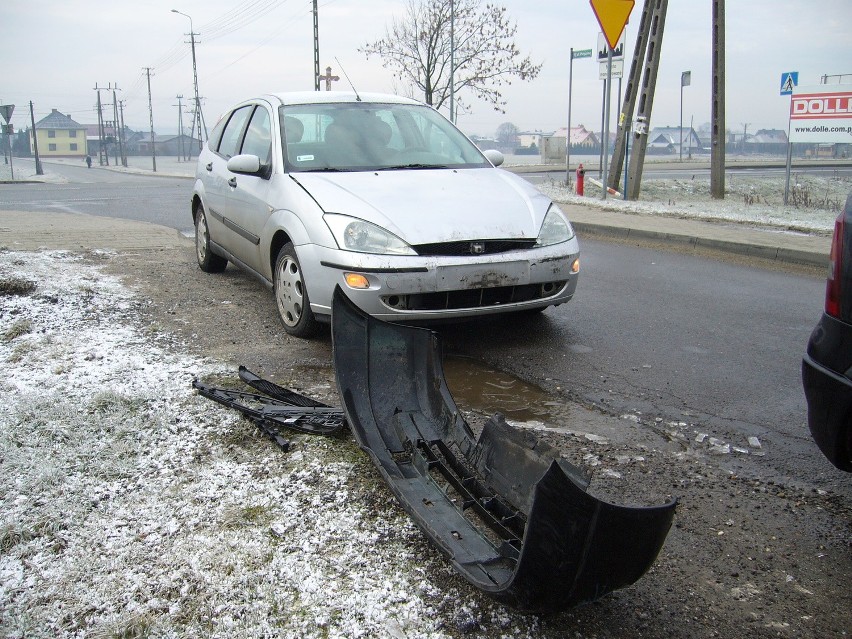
780;72;798;95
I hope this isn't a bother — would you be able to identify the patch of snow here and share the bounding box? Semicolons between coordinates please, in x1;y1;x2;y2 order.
0;252;542;638
540;173;850;234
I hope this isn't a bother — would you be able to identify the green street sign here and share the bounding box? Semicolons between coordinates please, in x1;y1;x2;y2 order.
573;49;593;59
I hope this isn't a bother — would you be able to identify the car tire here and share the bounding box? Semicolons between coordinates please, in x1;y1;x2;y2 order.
195;204;227;273
274;242;320;338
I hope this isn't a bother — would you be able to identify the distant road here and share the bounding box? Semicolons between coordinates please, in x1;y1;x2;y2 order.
518;160;852;184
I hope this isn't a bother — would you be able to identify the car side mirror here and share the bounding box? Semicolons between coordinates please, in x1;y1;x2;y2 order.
227;154;271;179
483;149;504;167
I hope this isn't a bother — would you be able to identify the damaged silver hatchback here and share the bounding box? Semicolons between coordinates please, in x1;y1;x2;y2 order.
191;91;580;337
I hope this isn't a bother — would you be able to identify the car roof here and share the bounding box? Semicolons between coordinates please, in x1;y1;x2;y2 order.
261;91;423;107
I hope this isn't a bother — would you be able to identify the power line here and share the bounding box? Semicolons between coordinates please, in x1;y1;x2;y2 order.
202;0;293;41
202;4;310;80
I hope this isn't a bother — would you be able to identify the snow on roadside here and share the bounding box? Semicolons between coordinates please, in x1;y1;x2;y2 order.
0;251;536;639
539;173;851;234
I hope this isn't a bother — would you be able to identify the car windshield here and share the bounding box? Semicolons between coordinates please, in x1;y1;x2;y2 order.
279;102;490;172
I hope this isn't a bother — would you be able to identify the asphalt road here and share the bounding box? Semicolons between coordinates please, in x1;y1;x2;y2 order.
1;161;842;494
0;159;195;234
439;239;838;492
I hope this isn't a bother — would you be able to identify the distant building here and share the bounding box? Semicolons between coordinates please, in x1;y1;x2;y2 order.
538;126;601;163
646;126;701;155
516;130;548;150
469;135;499;152
745;129;788;155
31;109;87;158
127;133;199;157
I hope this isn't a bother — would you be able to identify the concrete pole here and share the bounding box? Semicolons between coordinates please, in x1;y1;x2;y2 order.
29;101;43;175
710;0;726;199
145;67;157;172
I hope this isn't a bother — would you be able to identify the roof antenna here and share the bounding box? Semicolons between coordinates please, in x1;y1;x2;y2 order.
335;57;361;102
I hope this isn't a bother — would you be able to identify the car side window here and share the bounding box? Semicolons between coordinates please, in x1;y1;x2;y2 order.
217;105;254;159
208;116;228;152
240;107;272;164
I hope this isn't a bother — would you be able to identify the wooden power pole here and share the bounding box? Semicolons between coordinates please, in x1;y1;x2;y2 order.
711;0;725;198
144;67;156;172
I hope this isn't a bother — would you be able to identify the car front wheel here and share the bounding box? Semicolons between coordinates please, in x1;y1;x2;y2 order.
274;242;319;338
195;204;227;273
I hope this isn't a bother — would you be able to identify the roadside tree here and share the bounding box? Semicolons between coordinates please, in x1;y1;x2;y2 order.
361;0;541;116
496;121;519;151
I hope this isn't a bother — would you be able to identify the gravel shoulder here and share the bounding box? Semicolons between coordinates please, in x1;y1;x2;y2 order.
1;237;849;638
111;247;852;636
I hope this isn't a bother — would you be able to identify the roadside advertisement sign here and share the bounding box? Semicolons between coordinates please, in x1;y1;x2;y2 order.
788;85;852;143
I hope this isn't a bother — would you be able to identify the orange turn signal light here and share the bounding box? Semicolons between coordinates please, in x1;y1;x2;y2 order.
571;258;580;274
344;273;370;289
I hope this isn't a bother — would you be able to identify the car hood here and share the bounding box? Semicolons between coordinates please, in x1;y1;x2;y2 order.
290;168;552;244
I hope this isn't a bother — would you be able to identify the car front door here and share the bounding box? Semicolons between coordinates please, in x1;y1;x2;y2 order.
217;104;275;273
202;104;254;258
206;104;273;271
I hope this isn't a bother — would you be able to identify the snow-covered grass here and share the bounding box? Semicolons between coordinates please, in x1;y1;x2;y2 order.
539;172;851;235
0;251;539;639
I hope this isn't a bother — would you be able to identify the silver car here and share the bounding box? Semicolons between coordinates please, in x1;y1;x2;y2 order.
191;91;580;337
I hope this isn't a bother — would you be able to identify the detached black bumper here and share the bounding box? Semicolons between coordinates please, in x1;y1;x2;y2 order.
331;286;676;613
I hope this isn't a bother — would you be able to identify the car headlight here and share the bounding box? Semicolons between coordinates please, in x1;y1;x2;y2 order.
536;205;575;246
324;214;416;255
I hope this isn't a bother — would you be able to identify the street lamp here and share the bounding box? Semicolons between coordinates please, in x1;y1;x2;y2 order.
172;9;205;153
680;70;691;161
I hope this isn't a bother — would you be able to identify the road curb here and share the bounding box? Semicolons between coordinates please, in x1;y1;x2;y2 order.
574;221;829;268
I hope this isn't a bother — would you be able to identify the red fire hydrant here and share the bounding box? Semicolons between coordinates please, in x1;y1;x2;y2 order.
576;163;585;196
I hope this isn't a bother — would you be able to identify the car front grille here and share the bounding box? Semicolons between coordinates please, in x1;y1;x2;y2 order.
381;280;567;312
413;239;537;257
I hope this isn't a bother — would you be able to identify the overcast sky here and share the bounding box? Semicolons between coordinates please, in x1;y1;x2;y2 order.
2;0;850;139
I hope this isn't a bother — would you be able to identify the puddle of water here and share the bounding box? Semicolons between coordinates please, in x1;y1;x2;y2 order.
288;356;574;428
442;355;573;425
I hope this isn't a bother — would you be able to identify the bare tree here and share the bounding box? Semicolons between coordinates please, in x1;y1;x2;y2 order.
495;121;519;150
361;0;541;115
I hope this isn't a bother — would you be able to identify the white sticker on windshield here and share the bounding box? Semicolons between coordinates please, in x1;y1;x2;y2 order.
296;155;315;162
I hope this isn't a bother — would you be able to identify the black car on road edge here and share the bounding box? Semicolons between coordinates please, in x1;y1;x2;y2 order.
802;192;852;471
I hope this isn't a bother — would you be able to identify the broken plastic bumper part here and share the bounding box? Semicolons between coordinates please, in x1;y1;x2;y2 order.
331;287;676;613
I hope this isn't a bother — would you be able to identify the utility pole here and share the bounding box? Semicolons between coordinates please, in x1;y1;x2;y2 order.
188;31;204;150
29;101;43;175
144;67;157;172
112;84;124;168
710;0;726;199
450;0;455;123
680;71;691;161
172;10;205;151
740;122;750;154
312;0;320;91
625;0;669;201
175;95;185;162
608;0;653;192
118;100;127;167
94;84;108;166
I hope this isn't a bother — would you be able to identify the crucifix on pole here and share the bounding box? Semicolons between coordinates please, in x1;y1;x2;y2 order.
321;67;340;91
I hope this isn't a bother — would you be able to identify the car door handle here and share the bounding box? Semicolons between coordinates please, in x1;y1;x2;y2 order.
228;177;237;188
206;162;213;172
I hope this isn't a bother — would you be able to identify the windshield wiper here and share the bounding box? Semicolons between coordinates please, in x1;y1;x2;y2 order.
374;163;450;171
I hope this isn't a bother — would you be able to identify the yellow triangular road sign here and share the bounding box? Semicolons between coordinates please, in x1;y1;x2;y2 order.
589;0;635;50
